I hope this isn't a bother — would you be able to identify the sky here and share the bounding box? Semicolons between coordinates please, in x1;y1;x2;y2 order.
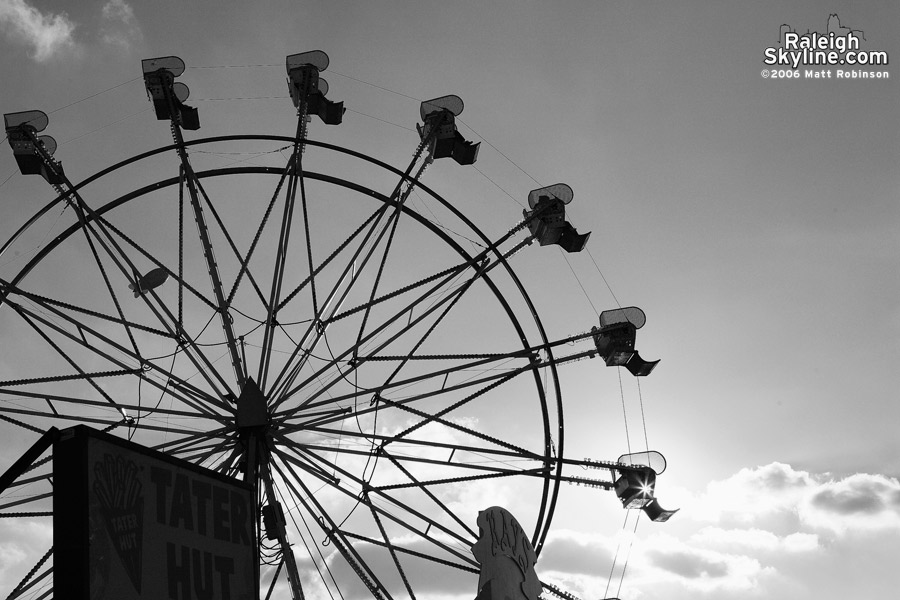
0;1;898;600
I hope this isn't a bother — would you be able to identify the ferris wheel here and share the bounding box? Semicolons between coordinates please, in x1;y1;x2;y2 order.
0;51;675;600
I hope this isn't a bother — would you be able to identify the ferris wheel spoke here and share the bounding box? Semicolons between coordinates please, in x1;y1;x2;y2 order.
299;441;532;540
275;351;533;423
272;268;473;413
257;147;304;391
1;548;53;600
211;444;245;478
272;446;479;573
0;296;230;417
312;442;545;485
274;442;476;552
2;282;172;339
349;195;408;362
10;305;127;418
0;388;226;427
269;454;395;600
363;487;417;600
265;201;403;401
192;176;270;311
266;159;443;403
173;157;245;388
225;164;293;309
376;393;534;457
324;259;469;327
296;426;543;463
325;218;531;346
270;437;342;486
340;530;478;575
359;236;533;368
379;448;478;538
275;208;382;321
297;160;319;320
373;466;550;493
142;291;239;401
67;211;143;358
0;491;52;511
0;404;123;430
164;435;235;459
150;425;233;455
277;235;531;414
93;211;219;313
3;469;52;491
347;139;439;363
377;370;523;447
169;436;237;469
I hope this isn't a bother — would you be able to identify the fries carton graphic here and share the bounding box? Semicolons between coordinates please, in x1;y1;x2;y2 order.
93;453;145;594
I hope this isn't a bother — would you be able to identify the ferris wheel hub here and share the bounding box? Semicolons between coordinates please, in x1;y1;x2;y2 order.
236;377;269;430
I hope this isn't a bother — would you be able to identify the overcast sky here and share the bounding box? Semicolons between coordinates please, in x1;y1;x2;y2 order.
1;1;898;599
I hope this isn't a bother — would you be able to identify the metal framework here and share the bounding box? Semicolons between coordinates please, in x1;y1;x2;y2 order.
0;52;673;600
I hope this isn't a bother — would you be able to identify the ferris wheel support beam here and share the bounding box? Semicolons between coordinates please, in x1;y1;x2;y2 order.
5;179;237;400
379;448;478;538
189;175;271;310
263;197;384;401
336;197;551;363
266;134;436;407
259;449;306;600
152;71;245;392
257;117;306;392
266;111;445;404
0;290;233;417
363;236;535;403
275;205;382;314
295;425;543;463
363;487;418;600
275;229;531;414
4;120;149;366
273;443;480;567
0;126;250;408
351;152;433;364
270;456;394;600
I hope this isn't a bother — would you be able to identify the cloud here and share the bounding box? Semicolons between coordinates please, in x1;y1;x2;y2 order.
691;527;820;554
686;462;812;524
0;518;53;593
538;530;614;576
0;0;77;61
686;462;900;534
648;548;729;579
99;0;141;50
535;463;900;599
802;473;900;533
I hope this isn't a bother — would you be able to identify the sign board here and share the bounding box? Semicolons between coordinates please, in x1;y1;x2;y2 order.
54;425;257;600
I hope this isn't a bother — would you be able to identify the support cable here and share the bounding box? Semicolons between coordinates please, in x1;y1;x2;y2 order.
616;511;641;599
364;490;417;600
273;472;341;600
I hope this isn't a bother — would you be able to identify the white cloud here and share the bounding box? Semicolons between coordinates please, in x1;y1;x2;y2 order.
684;462;812;523
99;0;141;50
685;462;900;535
536;463;900;599
0;0;77;61
640;533;773;593
0;518;53;593
691;526;819;554
800;472;900;533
